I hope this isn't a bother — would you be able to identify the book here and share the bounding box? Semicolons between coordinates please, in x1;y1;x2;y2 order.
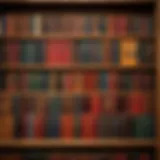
138;41;154;64
6;41;20;65
115;15;128;36
127;92;148;116
12;96;22;138
132;113;155;138
81;113;96;138
97;15;106;34
73;95;83;114
20;40;37;64
31;14;42;36
83;72;98;91
120;73;131;90
107;15;116;36
7;14;30;36
23;97;36;138
82;95;91;113
99;72;108;90
129;16;141;35
28;72;49;91
60;113;74;138
45;96;62;137
90;93;102;115
120;38;138;66
114;153;128;160
110;40;120;64
46;40;72;66
108;72;119;90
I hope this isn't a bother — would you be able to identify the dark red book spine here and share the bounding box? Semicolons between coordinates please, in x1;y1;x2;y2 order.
127;92;147;116
114;153;128;160
90;93;102;115
139;153;151;160
83;72;98;91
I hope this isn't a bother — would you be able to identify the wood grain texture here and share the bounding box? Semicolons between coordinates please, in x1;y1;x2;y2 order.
0;139;155;148
155;0;160;159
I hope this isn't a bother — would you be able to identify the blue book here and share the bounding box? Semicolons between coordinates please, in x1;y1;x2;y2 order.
111;40;120;64
99;72;108;90
45;96;62;137
20;40;37;64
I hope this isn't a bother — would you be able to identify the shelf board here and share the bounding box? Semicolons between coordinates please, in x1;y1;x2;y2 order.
0;64;155;71
1;34;154;40
0;139;155;148
0;0;154;5
0;90;153;97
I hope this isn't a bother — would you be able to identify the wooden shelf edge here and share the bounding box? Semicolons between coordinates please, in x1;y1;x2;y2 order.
0;0;154;5
1;35;155;39
0;139;155;148
0;64;155;71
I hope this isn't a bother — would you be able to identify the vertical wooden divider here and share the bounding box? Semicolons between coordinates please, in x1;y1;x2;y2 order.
155;0;160;159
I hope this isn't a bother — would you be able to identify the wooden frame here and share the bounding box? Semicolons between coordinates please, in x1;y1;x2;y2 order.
0;0;158;158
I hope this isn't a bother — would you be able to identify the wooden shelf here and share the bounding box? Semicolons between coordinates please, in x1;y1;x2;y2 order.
0;90;153;97
0;0;154;5
0;64;155;71
1;34;154;40
0;139;155;148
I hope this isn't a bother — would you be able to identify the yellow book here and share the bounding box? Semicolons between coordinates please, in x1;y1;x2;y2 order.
120;38;138;66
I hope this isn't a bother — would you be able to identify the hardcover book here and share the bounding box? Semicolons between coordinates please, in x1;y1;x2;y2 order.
120;38;138;66
31;14;42;36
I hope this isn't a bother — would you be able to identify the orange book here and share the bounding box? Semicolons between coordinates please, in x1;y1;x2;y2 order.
120;38;138;66
60;113;74;138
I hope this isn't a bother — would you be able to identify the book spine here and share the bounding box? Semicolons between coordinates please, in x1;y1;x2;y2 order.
60;114;74;138
132;113;154;138
99;72;108;90
31;14;42;36
81;113;95;138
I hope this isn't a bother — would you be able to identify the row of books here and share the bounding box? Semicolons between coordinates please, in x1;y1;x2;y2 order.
0;152;154;160
0;40;154;65
0;14;153;36
1;93;153;115
0;72;154;91
0;95;154;138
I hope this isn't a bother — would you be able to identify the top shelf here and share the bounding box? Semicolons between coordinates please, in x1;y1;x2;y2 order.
0;0;154;5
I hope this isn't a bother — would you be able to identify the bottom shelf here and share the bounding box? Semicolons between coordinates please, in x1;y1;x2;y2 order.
0;139;155;148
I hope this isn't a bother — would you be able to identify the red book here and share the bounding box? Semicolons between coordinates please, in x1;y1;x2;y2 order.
139;153;151;160
34;112;45;138
108;72;119;90
90;93;102;115
46;40;72;66
115;15;128;36
83;72;98;91
107;15;116;36
6;41;20;66
63;73;73;91
59;40;73;65
113;153;128;160
60;113;74;138
81;113;96;138
127;92;147;116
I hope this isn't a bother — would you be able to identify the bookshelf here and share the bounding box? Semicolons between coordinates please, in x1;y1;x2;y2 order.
0;0;158;159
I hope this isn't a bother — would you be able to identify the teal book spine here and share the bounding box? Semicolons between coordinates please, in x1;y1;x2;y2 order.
132;113;155;138
99;72;108;90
